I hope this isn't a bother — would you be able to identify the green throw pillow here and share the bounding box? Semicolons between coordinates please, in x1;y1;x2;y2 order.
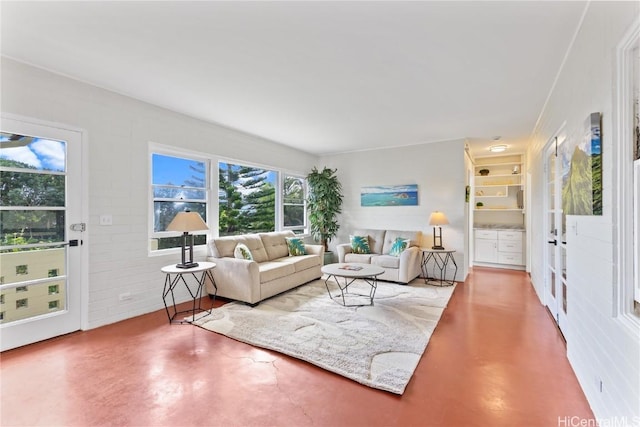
286;237;306;256
233;243;253;260
389;237;410;257
350;235;371;254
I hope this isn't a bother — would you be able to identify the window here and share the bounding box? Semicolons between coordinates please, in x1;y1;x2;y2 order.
16;286;27;292
16;298;27;309
48;300;59;310
0;294;4;304
218;162;276;236
48;269;59;278
48;285;59;295
15;265;27;275
150;152;208;251
282;174;306;234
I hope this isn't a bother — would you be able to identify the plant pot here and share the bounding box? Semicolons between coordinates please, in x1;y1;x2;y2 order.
323;251;334;265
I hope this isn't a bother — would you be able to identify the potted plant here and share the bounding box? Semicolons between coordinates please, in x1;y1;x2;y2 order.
306;166;343;264
476;202;484;209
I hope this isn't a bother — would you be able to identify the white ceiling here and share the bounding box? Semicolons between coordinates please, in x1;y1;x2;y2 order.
0;1;586;157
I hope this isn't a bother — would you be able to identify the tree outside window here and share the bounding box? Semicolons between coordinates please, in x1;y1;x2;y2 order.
219;162;276;236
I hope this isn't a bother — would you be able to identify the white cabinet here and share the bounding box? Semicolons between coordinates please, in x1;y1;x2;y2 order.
474;229;524;269
475;230;498;263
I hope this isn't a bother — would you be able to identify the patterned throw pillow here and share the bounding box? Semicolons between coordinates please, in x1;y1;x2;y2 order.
234;243;253;260
350;235;371;254
286;237;307;256
389;238;411;257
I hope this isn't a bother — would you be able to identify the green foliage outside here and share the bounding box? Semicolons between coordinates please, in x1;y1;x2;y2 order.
219;163;276;236
1;159;65;251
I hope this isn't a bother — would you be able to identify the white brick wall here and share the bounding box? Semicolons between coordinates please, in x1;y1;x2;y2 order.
527;2;640;419
1;58;319;329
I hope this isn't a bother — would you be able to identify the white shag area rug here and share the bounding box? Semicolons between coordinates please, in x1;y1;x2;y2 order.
193;277;455;394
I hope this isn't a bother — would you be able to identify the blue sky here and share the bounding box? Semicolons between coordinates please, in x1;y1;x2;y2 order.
0;133;66;172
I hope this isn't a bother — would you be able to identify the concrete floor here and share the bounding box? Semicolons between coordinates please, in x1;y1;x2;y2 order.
0;267;593;426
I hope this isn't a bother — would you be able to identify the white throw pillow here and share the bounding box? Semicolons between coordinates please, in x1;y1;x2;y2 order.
234;243;253;260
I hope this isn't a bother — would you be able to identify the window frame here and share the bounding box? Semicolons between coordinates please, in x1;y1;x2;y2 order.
148;143;211;255
613;17;640;323
281;172;308;234
149;144;310;255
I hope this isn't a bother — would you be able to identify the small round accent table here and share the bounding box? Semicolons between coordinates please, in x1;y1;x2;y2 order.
161;261;217;324
420;249;457;286
321;263;385;306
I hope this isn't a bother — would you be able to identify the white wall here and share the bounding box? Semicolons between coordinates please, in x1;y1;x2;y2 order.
1;58;320;329
321;139;468;282
527;2;640;420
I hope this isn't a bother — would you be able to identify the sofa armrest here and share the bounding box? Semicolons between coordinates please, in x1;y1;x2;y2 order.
205;256;261;303
397;246;422;283
337;243;352;263
304;244;325;258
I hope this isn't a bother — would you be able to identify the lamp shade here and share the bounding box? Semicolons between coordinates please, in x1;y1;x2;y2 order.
428;211;449;226
166;211;209;232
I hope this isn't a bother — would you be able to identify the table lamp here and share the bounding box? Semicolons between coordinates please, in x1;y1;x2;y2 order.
166;211;209;269
429;211;449;250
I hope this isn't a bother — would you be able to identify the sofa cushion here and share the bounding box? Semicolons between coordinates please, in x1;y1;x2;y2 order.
352;229;386;254
344;253;374;263
372;254;400;269
258;261;296;283
260;231;295;260
382;230;421;254
274;254;320;272
210;234;269;262
234;243;253;260
286;237;307;256
350;235;371;254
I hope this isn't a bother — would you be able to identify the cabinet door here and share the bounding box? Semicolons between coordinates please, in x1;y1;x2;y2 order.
475;238;498;263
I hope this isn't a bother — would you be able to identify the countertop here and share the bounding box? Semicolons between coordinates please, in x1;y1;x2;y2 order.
474;224;525;231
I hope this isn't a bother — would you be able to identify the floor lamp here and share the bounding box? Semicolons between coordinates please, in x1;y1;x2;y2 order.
429;211;449;250
166;211;209;269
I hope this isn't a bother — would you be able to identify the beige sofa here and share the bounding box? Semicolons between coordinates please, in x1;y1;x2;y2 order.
205;231;324;305
336;229;422;284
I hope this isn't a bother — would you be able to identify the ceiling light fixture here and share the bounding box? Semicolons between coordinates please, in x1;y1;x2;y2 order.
489;144;507;153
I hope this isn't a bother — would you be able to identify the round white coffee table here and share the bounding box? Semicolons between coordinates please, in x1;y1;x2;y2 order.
321;263;385;306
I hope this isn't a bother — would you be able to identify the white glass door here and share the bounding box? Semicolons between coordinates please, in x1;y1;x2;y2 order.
544;137;567;333
0;116;84;351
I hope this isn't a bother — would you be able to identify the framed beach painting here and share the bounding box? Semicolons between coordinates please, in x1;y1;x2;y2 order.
561;112;603;216
361;184;418;207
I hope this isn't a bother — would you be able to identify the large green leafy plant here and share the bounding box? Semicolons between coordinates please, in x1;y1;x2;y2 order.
306;167;343;252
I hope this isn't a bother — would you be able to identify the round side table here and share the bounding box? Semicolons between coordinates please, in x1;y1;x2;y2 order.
161;261;217;324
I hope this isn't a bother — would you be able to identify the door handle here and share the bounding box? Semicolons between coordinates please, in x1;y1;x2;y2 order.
548;239;557;246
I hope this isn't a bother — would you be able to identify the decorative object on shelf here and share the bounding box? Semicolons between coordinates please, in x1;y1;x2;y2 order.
465;185;470;202
512;165;520;174
561;112;602;216
476;202;484;208
166;210;209;269
475;190;484;196
360;184;418;207
428;211;449;250
478;169;490;176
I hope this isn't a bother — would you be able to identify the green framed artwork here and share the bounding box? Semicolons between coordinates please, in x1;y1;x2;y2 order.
562;112;602;216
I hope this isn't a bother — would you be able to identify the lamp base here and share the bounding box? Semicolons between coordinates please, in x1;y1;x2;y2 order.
176;262;199;269
431;245;445;250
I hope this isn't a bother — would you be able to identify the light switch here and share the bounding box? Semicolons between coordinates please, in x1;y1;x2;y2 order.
99;214;113;226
